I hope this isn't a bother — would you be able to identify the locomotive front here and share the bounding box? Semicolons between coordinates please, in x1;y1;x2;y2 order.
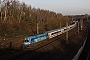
24;37;30;46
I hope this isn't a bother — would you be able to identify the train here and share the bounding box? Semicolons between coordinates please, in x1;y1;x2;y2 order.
24;22;77;46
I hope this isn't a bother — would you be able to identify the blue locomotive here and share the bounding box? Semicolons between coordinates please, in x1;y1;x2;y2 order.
24;33;48;46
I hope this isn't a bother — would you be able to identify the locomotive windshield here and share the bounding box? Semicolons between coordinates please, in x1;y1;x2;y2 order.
24;40;29;42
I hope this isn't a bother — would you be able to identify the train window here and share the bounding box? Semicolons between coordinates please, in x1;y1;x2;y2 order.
64;29;67;30
52;33;55;35
51;32;58;35
52;33;54;35
31;38;35;41
55;32;58;34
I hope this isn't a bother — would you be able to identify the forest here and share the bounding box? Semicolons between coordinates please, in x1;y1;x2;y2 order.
0;0;70;38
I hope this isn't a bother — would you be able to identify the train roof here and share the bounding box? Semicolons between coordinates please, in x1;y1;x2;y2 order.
46;28;63;33
25;33;47;39
36;33;47;37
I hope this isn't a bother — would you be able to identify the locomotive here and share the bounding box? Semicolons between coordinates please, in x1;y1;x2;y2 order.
24;22;77;46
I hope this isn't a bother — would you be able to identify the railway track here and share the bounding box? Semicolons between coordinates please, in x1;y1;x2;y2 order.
0;24;85;60
78;21;90;60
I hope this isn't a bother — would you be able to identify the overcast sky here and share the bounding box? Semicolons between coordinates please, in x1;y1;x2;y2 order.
12;0;90;15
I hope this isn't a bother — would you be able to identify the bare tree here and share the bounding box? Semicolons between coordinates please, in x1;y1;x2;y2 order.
0;0;2;22
3;0;8;22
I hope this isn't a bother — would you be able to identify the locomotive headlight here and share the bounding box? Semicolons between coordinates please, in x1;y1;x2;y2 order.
25;38;26;40
28;38;29;40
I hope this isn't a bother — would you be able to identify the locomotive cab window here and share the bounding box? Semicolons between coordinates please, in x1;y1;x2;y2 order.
52;33;54;35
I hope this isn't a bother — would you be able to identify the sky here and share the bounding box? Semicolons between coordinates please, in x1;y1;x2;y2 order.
4;0;90;15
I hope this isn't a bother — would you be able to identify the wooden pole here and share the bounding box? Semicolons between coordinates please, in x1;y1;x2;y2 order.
36;13;39;34
66;22;69;43
37;23;39;34
80;18;83;30
78;21;79;33
60;22;61;28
